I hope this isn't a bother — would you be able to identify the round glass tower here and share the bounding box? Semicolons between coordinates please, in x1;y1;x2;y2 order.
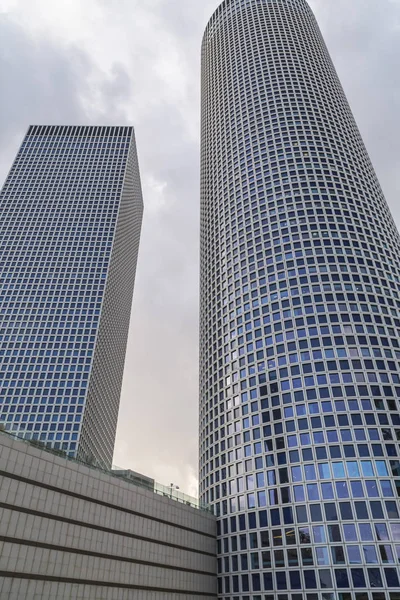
200;1;400;599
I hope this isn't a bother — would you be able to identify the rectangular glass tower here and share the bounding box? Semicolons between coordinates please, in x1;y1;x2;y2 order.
0;125;143;468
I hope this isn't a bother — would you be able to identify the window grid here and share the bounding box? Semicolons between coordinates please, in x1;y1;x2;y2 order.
200;1;400;599
0;125;143;468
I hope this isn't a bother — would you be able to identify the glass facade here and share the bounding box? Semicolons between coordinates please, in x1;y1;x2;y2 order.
200;1;400;599
0;125;143;468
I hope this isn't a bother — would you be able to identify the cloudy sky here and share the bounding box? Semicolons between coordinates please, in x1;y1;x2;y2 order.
0;0;399;496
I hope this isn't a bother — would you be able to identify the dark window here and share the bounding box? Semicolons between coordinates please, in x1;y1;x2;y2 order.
355;502;369;519
302;547;314;566
385;569;400;587
283;506;294;524
339;502;353;520
259;510;268;527
304;570;317;589
386;501;399;518
368;569;383;588
290;571;301;589
310;504;323;522
370;502;384;519
288;548;299;566
325;503;338;521
335;569;350;588
351;569;367;588
276;572;287;590
319;569;333;589
296;505;308;523
264;572;273;590
252;573;261;592
271;508;280;525
285;528;296;545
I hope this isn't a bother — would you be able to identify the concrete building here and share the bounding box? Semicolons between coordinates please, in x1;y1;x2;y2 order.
0;431;217;599
0;125;143;469
200;0;400;598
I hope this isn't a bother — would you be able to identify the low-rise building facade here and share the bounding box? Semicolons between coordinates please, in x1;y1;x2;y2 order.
0;432;217;599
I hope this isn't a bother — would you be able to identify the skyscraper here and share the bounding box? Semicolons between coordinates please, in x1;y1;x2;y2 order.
0;125;143;468
200;1;400;598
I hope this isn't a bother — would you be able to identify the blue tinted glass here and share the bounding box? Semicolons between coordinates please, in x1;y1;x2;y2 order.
366;480;379;498
391;523;400;541
363;545;378;563
307;484;319;500
343;524;357;542
294;485;305;502
258;491;267;507
304;464;316;481
316;547;329;566
347;461;360;477
313;525;326;543
381;480;394;497
348;546;362;564
321;483;334;500
332;462;345;478
359;524;373;541
376;461;389;476
336;481;349;498
292;466;302;481
361;461;374;477
256;472;265;487
318;463;331;479
375;523;389;541
351;481;364;498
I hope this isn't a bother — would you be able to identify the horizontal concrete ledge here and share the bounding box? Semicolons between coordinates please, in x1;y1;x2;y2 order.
0;501;216;558
0;469;215;539
0;535;216;577
0;573;218;597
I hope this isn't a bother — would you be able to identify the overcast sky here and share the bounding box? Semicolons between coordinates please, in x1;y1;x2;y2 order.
1;0;400;496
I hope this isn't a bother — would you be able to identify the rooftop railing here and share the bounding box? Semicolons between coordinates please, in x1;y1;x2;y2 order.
0;428;213;515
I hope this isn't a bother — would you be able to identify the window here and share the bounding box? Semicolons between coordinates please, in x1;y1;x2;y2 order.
363;546;378;564
335;569;350;588
348;546;362;564
324;503;338;521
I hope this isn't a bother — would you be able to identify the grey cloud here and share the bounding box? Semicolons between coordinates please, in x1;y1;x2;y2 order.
100;63;133;119
118;102;202;483
0;16;133;182
310;0;400;221
0;16;89;181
